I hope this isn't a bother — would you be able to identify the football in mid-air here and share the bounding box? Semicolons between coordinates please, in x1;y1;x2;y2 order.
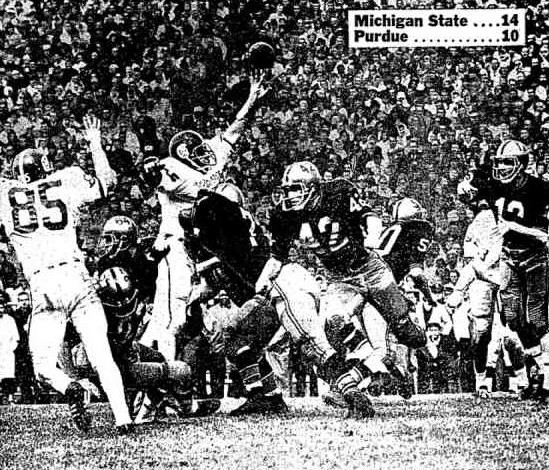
248;41;275;69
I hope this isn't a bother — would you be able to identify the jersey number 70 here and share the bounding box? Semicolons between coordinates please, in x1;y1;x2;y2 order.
8;180;68;234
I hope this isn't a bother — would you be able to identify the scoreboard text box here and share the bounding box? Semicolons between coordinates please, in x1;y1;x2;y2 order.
349;9;526;48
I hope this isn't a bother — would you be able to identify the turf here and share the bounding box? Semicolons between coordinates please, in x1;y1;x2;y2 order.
0;394;547;470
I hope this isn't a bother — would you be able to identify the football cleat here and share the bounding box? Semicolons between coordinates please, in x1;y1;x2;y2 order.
116;423;135;436
66;381;92;432
229;390;288;416
475;386;490;401
343;389;375;419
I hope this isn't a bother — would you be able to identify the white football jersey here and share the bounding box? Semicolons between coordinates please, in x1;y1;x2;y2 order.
157;134;232;236
0;166;103;276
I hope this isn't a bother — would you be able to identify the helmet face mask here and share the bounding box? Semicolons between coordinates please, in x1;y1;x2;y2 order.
169;130;216;175
492;155;522;183
273;162;321;212
97;216;138;259
493;140;529;184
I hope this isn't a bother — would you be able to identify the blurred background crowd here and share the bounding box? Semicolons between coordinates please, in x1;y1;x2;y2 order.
0;0;547;402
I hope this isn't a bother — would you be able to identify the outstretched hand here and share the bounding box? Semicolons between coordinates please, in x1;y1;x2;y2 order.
83;115;102;143
248;71;270;102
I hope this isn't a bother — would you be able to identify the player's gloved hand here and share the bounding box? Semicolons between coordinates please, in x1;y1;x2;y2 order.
83;115;102;146
255;257;282;295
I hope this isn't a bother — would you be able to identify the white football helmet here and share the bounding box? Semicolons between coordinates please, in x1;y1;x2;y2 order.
392;197;426;221
97;216;138;259
11;149;52;183
168;130;216;175
272;161;321;211
492;139;529;184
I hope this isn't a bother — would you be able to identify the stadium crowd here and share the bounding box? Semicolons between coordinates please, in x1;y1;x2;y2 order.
0;0;548;403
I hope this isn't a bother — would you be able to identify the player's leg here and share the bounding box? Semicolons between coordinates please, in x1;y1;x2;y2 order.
147;237;193;359
28;280;95;432
503;329;528;393
360;251;426;349
164;238;194;331
499;252;540;397
28;308;72;393
522;251;549;399
71;287;132;429
223;295;286;415
272;265;373;418
468;279;496;396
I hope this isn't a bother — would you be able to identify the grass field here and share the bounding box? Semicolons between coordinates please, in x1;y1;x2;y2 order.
1;394;548;470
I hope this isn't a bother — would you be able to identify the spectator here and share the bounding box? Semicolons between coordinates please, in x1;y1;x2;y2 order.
11;290;36;404
416;322;459;394
0;250;18;290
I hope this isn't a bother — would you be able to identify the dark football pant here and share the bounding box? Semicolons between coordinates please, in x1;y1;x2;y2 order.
499;248;549;349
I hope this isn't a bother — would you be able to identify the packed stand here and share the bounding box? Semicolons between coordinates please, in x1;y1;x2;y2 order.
0;0;548;398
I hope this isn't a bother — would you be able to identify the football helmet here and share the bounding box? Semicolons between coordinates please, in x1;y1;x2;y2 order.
216;182;245;206
392;197;426;221
272;161;321;211
97;216;138;259
168;130;216;175
98;267;139;318
98;267;141;344
11;149;52;183
493;139;529;184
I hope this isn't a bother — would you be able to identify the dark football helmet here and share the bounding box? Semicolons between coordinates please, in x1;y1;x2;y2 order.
98;267;142;344
272;161;321;211
11;149;52;183
97;216;138;259
492;140;530;184
168;130;216;175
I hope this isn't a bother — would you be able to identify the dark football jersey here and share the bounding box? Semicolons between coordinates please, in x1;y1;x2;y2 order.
377;219;435;282
488;175;549;251
186;190;271;304
270;179;370;274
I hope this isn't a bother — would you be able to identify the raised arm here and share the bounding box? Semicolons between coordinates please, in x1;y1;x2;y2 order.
222;74;270;146
83;115;117;191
